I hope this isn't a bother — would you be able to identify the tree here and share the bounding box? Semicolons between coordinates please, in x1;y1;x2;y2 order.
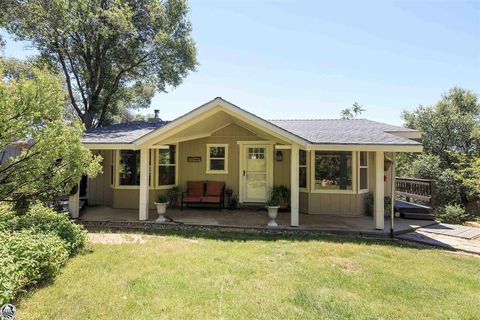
399;87;480;212
0;57;102;204
340;102;365;119
0;0;197;128
403;87;480;165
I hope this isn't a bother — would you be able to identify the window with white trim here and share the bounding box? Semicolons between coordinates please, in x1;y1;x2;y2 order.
299;150;307;188
118;150;140;186
110;150;115;187
206;144;228;174
314;151;353;190
359;151;368;191
158;146;176;186
116;150;152;187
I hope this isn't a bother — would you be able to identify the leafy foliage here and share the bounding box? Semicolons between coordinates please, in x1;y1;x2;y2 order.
0;58;102;204
0;231;69;304
403;87;480;164
0;0;198;128
0;202;87;256
0;202;85;304
434;204;468;224
399;87;480;221
340;102;365;119
396;153;462;208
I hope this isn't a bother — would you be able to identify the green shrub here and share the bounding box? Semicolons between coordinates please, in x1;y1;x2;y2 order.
435;204;468;224
3;203;87;256
0;202;17;231
0;231;69;304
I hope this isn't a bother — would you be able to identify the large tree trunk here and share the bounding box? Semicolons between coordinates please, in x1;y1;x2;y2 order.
84;111;96;129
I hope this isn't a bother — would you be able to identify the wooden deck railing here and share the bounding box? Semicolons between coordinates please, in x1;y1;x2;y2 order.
395;177;434;206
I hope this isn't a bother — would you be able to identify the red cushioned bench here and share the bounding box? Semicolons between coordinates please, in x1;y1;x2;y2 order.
181;181;225;212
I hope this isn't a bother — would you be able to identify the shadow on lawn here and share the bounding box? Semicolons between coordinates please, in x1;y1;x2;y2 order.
84;226;441;251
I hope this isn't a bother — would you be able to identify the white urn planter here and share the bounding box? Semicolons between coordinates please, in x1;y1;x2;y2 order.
154;202;168;223
266;206;280;227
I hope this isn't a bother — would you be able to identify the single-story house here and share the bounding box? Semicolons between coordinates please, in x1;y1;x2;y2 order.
78;97;422;230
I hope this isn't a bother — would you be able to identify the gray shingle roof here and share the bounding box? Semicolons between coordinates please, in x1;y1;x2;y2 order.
268;119;421;145
83;121;167;144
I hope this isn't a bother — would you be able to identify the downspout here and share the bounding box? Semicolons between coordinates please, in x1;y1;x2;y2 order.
390;152;396;238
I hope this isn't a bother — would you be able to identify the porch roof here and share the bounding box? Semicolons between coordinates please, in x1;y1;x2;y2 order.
82;97;422;148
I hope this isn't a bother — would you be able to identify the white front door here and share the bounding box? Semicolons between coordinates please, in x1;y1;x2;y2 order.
241;144;272;203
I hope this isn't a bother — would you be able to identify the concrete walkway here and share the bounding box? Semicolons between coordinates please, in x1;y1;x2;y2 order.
398;223;480;254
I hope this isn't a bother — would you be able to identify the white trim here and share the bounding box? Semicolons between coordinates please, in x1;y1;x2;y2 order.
84;143;136;150
290;145;300;227
310;151;357;194
275;144;292;150
306;144;423;153
156;144;178;188
385;130;422;139
299;149;308;191
206;143;229;174
114;149;155;189
139;148;149;221
374;151;385;230
110;150;115;188
358;151;369;193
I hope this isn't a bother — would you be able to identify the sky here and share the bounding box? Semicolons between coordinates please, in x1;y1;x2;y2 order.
1;0;479;125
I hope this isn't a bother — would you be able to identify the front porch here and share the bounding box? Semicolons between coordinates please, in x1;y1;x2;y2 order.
78;206;435;236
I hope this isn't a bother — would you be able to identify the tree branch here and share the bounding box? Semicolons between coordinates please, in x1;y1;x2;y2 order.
56;49;84;119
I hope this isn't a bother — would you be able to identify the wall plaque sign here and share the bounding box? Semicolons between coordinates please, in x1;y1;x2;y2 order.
187;156;202;162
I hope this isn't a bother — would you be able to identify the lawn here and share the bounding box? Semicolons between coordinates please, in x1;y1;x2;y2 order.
17;230;480;320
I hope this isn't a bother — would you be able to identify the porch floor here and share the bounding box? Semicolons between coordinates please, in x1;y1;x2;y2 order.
79;206;436;236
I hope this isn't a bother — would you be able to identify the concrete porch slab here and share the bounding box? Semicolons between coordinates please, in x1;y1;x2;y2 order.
78;206;435;237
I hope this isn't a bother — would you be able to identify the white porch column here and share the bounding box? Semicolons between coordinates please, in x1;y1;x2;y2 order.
68;183;80;219
290;145;299;227
139;147;150;221
374;151;385;230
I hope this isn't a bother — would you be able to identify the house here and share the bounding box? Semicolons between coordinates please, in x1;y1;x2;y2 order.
78;97;422;230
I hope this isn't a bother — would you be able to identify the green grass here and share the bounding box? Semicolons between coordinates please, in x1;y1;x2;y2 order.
16;230;480;320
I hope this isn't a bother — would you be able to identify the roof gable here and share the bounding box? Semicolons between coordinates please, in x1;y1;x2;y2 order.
83;97;422;150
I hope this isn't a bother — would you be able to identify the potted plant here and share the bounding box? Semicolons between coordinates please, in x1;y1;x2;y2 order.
265;196;280;227
167;186;181;208
154;194;169;223
271;185;290;209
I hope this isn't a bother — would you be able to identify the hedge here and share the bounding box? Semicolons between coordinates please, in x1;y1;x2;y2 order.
0;202;86;304
0;231;69;305
0;202;87;256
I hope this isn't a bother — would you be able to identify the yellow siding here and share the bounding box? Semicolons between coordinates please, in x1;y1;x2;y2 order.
308;193;366;216
87;150;113;206
273;149;290;187
299;192;309;213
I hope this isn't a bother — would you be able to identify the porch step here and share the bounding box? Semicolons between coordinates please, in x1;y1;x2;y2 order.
395;200;434;220
400;212;435;220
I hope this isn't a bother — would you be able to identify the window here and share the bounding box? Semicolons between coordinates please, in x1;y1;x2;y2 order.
299;150;307;188
359;151;368;191
158;146;176;186
110;150;115;187
314;151;353;190
248;147;265;160
118;150;140;186
206;144;228;174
